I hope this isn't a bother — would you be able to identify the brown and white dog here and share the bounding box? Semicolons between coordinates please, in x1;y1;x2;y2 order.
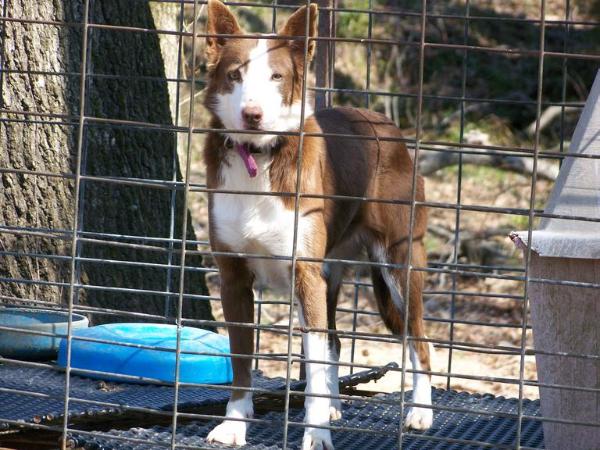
203;1;432;448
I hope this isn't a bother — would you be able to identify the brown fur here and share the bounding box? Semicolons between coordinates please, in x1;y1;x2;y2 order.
205;109;430;387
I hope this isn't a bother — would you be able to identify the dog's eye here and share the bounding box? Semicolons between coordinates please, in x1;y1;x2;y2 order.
228;70;241;82
271;73;283;81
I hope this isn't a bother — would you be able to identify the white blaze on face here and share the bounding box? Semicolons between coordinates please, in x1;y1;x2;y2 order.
215;37;312;148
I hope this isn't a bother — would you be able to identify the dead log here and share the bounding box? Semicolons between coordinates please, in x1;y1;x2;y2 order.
419;149;559;180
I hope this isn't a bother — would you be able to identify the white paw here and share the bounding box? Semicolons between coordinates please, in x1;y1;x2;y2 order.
329;402;342;421
404;406;433;431
302;428;334;450
206;420;247;446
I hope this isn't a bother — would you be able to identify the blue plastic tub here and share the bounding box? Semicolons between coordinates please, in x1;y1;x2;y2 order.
0;307;89;360
57;323;233;384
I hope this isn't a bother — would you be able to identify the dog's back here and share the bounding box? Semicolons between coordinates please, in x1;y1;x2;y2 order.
268;106;427;256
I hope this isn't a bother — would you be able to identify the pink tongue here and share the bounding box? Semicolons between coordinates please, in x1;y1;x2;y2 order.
236;143;258;178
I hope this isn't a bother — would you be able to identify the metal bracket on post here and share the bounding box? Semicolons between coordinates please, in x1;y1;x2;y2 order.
315;0;334;110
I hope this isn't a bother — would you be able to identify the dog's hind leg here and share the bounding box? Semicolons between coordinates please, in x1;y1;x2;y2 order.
325;262;343;420
369;241;433;431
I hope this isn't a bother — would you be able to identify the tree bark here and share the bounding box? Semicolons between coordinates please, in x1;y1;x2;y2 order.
1;1;214;327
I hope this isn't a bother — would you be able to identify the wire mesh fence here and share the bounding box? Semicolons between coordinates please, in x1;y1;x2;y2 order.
1;0;599;449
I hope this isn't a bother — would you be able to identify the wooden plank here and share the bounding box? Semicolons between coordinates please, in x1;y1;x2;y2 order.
529;254;600;450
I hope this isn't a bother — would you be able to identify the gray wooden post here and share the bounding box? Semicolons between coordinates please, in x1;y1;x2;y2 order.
511;69;600;450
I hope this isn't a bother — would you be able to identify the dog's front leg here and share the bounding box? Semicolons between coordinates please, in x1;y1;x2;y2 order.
296;262;335;450
207;256;254;446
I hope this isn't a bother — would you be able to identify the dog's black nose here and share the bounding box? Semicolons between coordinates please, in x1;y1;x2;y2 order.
242;105;263;127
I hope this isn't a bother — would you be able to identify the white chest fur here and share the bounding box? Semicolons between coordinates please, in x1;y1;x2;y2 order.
212;151;312;293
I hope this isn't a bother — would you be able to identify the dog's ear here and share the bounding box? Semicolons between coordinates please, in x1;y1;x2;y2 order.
206;0;242;65
278;4;318;61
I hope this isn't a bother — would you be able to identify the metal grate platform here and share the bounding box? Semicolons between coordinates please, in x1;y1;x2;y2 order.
66;389;544;450
0;362;393;428
0;365;270;428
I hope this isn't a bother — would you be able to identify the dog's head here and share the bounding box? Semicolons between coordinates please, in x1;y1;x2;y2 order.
204;0;317;148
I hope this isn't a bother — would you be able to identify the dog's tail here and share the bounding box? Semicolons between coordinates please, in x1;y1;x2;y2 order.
368;240;426;338
368;244;407;334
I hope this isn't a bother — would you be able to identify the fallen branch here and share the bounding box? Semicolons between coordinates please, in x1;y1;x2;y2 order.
419;149;559;180
428;224;513;242
428;224;513;287
526;105;579;137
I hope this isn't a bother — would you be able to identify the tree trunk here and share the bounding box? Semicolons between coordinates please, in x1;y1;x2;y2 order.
0;1;214;327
